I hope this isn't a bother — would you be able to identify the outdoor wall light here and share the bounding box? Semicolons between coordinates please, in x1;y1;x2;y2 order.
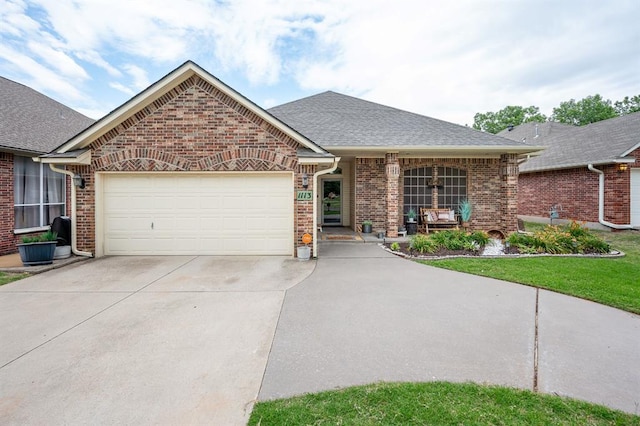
72;174;86;189
617;163;629;173
302;173;309;189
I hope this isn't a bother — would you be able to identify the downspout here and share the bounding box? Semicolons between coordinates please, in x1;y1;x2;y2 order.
312;157;341;258
587;164;634;230
48;164;93;257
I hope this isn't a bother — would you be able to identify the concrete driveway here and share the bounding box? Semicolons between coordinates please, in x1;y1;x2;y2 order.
2;245;639;424
259;242;640;415
0;256;315;425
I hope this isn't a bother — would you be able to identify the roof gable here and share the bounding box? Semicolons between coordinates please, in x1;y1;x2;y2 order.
268;91;542;155
0;76;94;155
56;61;327;155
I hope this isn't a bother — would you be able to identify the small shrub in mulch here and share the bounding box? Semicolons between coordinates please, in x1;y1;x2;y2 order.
506;221;610;255
385;221;611;258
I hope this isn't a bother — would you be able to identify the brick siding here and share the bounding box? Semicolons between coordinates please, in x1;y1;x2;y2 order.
0;152;15;255
71;75;314;256
518;154;638;225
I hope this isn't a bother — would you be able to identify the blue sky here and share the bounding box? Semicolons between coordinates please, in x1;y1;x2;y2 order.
1;0;639;126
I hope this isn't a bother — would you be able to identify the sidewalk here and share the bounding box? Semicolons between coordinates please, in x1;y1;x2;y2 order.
0;252;89;274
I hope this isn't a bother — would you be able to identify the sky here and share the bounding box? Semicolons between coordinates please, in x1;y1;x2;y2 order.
1;0;639;126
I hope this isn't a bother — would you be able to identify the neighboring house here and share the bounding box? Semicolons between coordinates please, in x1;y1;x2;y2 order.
36;61;541;258
0;77;95;255
498;115;640;229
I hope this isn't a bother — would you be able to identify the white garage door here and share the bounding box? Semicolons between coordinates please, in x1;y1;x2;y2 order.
102;173;293;255
631;168;640;227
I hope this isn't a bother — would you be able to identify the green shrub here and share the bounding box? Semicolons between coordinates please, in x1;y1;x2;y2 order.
410;234;438;254
506;222;609;254
21;231;57;244
390;242;400;251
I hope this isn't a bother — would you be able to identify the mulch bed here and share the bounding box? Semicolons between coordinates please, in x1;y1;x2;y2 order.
385;242;521;258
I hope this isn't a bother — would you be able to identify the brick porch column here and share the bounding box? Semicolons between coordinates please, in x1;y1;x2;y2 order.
385;152;400;237
500;153;519;233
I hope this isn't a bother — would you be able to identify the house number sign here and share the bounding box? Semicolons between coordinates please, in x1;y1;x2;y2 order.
296;191;313;201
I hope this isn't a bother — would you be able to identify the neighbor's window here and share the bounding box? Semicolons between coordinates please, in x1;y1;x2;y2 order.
14;156;66;230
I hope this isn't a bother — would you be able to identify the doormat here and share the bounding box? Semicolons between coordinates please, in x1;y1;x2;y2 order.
323;234;362;241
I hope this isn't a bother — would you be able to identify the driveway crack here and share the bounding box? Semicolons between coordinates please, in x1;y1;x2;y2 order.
533;287;540;392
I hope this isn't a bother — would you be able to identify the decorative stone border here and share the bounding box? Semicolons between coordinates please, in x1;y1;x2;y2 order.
379;243;625;260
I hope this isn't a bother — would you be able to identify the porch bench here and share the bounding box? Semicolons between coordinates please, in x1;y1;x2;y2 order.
420;208;459;234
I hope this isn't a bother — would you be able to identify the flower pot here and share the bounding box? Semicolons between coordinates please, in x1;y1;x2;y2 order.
362;223;372;233
17;241;57;266
297;246;311;261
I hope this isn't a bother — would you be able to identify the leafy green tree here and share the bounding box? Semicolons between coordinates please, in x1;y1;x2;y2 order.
473;105;547;134
614;95;640;115
551;94;617;126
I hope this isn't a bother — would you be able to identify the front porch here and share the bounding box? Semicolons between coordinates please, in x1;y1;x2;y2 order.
317;153;520;239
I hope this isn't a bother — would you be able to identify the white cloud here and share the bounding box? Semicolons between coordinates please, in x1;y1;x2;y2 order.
123;64;150;90
108;82;135;96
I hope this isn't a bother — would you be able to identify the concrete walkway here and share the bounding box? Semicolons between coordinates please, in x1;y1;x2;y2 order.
259;242;640;415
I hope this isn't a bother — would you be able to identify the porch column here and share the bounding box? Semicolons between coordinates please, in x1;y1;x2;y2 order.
500;153;519;233
385;152;400;237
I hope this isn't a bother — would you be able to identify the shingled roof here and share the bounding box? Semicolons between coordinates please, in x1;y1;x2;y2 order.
498;113;640;172
497;121;573;146
268;91;540;154
0;76;95;155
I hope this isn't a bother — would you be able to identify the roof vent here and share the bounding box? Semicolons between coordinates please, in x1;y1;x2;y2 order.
507;125;514;131
534;123;539;138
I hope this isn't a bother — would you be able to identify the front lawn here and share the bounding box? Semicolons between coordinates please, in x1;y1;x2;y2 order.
421;225;640;314
249;382;640;425
0;272;29;286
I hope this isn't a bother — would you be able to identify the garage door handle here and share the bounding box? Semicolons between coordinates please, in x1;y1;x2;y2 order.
151;222;154;229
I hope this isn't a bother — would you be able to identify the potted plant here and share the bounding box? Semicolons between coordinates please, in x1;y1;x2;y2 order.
362;220;373;234
17;230;58;266
406;208;417;223
459;199;472;228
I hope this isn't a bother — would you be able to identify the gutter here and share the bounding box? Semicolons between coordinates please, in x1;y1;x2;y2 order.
587;164;634;230
47;164;94;257
312;157;341;258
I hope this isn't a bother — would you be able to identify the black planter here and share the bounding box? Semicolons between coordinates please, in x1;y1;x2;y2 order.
17;242;57;266
362;223;373;233
406;222;418;235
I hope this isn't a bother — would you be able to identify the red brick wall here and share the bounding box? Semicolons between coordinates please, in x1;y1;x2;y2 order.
73;75;312;256
356;156;518;235
518;161;634;224
0;152;15;255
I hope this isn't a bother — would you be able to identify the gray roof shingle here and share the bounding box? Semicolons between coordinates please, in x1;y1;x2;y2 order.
498;113;640;172
268;91;537;149
0;76;95;154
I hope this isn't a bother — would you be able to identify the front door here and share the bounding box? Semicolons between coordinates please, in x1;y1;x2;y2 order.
322;179;342;225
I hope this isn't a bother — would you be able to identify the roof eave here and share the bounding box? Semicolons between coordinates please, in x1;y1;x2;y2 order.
520;157;636;173
324;145;545;158
35;149;92;165
56;61;327;155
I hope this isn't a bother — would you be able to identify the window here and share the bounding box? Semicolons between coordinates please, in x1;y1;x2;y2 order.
403;167;433;216
437;167;467;209
14;156;66;230
403;166;467;216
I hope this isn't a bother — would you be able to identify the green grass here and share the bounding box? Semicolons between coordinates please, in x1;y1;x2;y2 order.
420;225;640;314
249;382;640;425
0;272;29;286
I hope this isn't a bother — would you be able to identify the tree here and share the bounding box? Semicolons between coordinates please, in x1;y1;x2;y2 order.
614;95;640;115
551;94;617;126
473;105;547;134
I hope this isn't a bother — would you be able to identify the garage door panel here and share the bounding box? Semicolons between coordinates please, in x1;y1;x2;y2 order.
103;174;293;255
